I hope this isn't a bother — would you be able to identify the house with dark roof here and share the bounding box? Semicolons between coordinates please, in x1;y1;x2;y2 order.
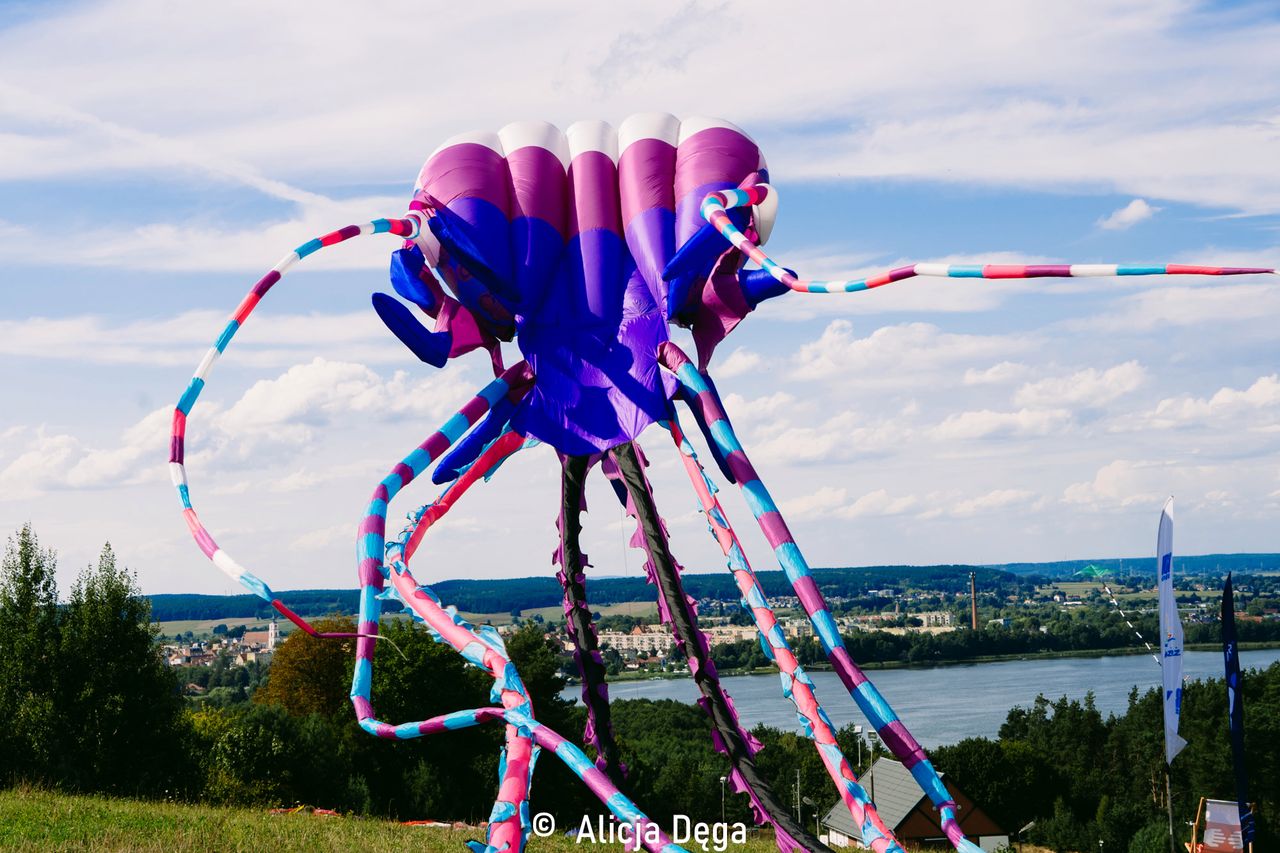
820;758;1008;851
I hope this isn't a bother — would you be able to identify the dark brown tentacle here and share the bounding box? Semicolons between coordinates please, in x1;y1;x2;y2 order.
555;453;627;786
608;440;823;853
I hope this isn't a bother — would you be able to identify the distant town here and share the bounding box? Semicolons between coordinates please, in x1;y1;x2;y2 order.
155;556;1280;684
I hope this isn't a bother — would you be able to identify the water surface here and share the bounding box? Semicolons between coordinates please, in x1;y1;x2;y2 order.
561;649;1280;747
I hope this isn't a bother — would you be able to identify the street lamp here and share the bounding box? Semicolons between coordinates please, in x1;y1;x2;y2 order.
803;796;818;836
720;775;727;823
852;724;864;772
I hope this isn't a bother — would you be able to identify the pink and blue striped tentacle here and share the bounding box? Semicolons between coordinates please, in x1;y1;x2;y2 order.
349;362;532;735
662;414;906;853
169;213;422;627
658;342;983;853
350;374;534;853
353;416;684;853
702;185;1275;294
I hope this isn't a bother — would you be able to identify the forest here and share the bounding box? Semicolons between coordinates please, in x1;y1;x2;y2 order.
147;566;1026;622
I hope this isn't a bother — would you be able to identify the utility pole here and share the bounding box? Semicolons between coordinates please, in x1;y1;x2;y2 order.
1165;770;1176;853
794;769;801;823
970;571;979;630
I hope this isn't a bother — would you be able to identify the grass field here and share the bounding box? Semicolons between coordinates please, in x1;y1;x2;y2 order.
0;789;788;852
154;618;284;639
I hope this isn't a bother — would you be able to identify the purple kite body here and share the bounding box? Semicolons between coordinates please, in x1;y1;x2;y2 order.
169;112;1276;853
410;116;767;454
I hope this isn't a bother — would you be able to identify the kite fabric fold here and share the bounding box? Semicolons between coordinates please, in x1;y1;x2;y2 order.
170;113;1273;853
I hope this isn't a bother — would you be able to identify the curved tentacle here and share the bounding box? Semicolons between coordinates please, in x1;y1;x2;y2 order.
395;434;534;853
349;368;532;853
697;184;1275;295
354;419;685;853
662;414;906;853
659;342;983;853
555;453;628;786
169;214;428;628
606;441;822;853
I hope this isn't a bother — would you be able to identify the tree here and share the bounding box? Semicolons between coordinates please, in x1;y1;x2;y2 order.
253;616;355;718
0;524;61;783
58;543;185;793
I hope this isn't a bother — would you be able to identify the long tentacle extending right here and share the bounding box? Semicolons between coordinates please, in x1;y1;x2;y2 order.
607;441;822;853
659;341;983;853
556;454;628;787
662;413;906;853
698;184;1275;294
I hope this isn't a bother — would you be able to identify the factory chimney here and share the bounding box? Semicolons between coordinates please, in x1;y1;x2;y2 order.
969;571;978;631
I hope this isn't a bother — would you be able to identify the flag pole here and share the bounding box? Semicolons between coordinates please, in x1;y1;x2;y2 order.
1155;498;1185;853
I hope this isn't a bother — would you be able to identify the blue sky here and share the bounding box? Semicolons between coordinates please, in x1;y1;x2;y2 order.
1;1;1278;596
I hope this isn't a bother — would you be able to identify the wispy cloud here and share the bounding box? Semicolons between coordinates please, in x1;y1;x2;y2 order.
1097;199;1160;230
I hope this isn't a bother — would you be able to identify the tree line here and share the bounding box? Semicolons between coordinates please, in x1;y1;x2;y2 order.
148;565;1025;622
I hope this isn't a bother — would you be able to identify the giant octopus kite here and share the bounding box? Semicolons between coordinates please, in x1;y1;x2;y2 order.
170;114;1273;853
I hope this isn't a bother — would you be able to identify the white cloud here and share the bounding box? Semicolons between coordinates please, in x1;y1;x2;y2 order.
1014;361;1146;408
715;347;764;379
779;486;917;520
0;407;171;500
1063;459;1178;509
2;3;1277;211
750;412;908;465
1077;281;1280;333
964;362;1030;386
0;310;409;367
791;320;1031;381
932;408;1072;441
0;2;1277;284
0;358;476;500
217;357;475;443
1143;374;1280;428
945;489;1039;519
841;488;919;519
780;486;849;519
1097;199;1159;230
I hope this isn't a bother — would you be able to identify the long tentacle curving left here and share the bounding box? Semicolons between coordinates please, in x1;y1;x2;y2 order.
169;213;688;853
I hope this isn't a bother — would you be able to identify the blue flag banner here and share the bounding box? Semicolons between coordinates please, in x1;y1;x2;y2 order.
1221;573;1256;843
1157;498;1186;764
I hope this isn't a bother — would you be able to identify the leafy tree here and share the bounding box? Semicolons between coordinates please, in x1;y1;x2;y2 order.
0;523;61;783
253;616;354;718
57;543;184;793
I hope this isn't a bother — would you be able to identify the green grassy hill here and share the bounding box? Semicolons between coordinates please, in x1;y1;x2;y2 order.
0;789;779;852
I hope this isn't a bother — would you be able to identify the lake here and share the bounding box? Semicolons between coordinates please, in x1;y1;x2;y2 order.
560;648;1280;748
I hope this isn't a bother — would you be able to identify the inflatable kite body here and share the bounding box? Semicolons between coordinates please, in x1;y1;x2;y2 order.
170;113;1275;853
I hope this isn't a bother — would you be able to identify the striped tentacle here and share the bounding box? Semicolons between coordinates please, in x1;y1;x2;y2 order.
701;185;1275;293
662;414;906;853
350;362;534;741
359;421;683;853
659;342;983;853
169;215;422;623
350;367;532;853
